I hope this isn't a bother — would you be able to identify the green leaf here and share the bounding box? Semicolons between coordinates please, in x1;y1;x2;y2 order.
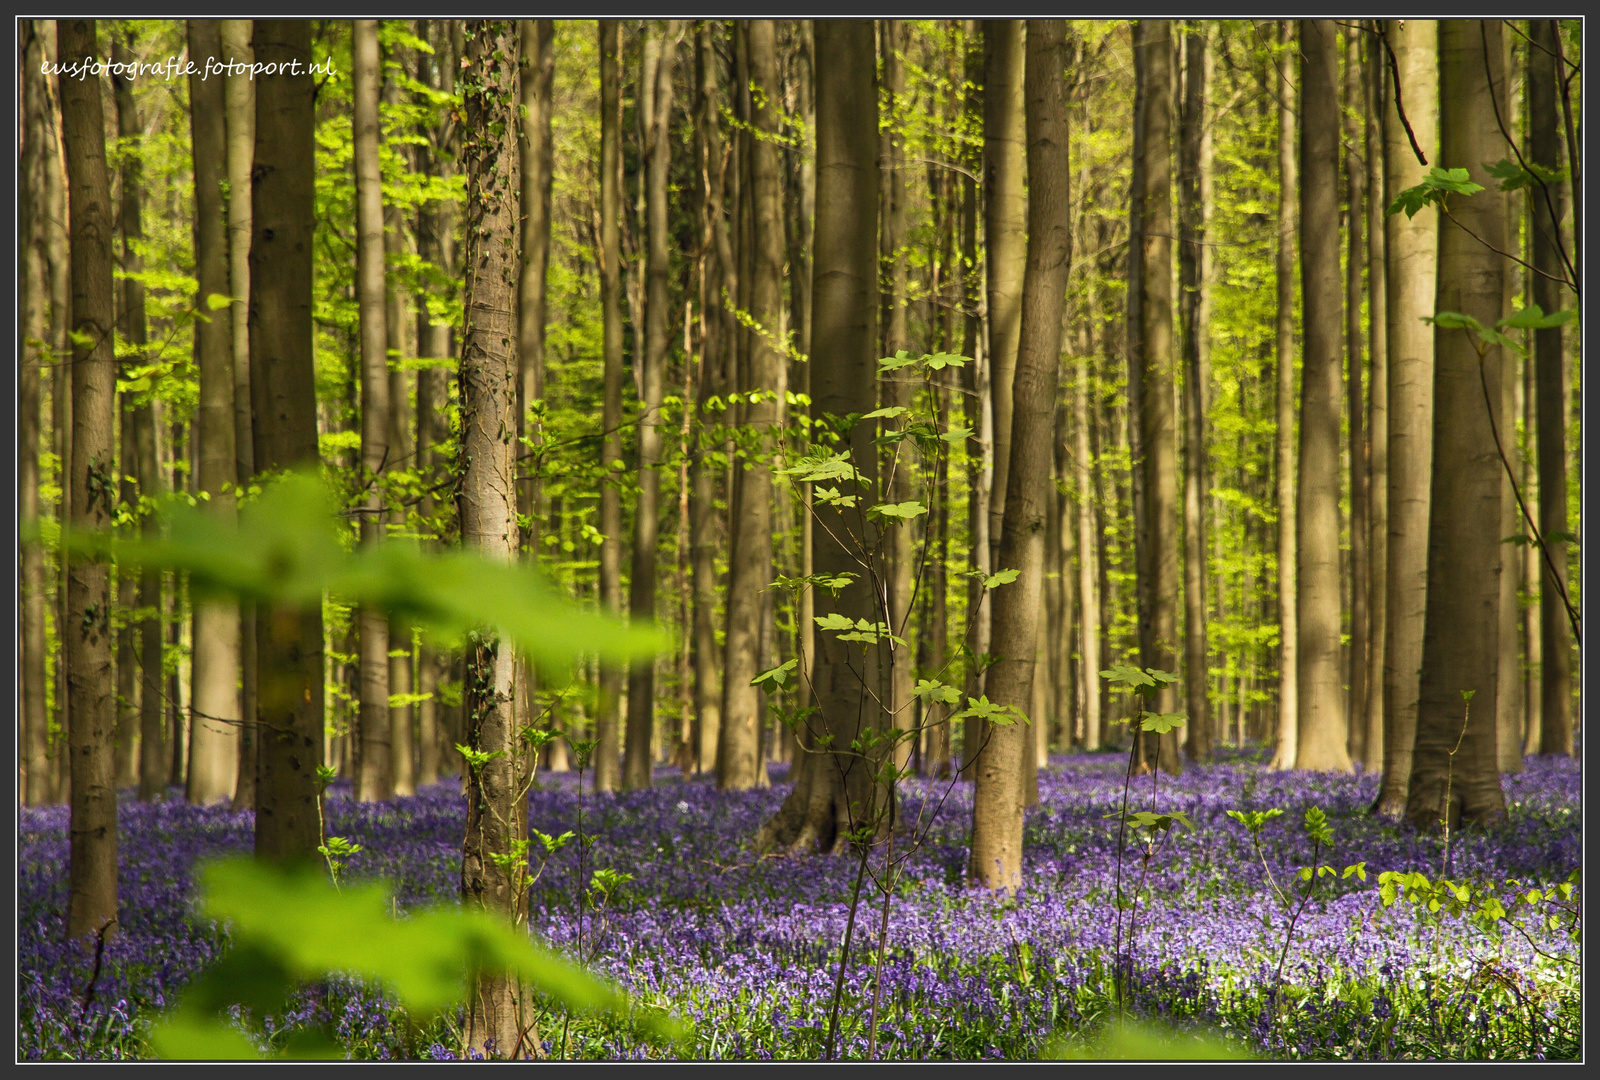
814;612;856;631
1500;303;1577;331
1139;712;1187;734
923;352;970;370
877;350;919;370
912;678;962;705
940;426;974;443
205;292;235;311
984;568;1020;589
1099;663;1155;689
950;695;1026;726
751;658;798;689
868;501;928;520
860;405;909;420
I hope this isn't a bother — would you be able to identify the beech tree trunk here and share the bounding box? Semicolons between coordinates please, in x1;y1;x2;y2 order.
1362;26;1388;778
221;19;258;813
456;20;527;1057
625;22;681;791
719;20;783;792
249;20;324;862
1405;20;1508;830
1272;21;1299;772
757;20;879;856
111;35;141;790
971;19;1070;892
1341;25;1370;767
1293;21;1351;773
1528;19;1573;758
1177;20;1211;763
20;21;52;806
59;16;120;943
594;21;625;793
1375;19;1438;817
352;20;392;802
186;20;243;806
1135;20;1181;775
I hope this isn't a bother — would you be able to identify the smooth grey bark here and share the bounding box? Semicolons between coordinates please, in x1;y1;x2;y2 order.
594;21;624;793
1271;20;1299;771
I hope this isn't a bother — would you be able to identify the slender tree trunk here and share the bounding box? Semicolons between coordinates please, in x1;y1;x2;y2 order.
59;17;119;942
20;22;53;806
1294;21;1351;773
1375;19;1438;817
1177;20;1211;763
1362;25;1388;778
594;21;625;794
250;20;324;862
1135;20;1182;775
1528;20;1573;757
456;21;526;1057
624;23;681;791
1074;330;1101;752
1405;20;1509;830
221;19;258;812
1496;195;1525;775
958;22;987;780
971;20;1070;891
185;20;243;806
983;21;1027;574
1520;290;1543;757
1342;24;1370;768
718;21;785;792
757;20;879;856
1125;23;1150;756
1271;20;1300;772
44;20;73;806
690;23;726;777
110;34;143;791
352;20;391;802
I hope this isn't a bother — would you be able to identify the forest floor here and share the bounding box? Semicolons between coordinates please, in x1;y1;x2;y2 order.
19;750;1580;1061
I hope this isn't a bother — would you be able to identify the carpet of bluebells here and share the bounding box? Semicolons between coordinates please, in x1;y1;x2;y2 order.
18;749;1581;1061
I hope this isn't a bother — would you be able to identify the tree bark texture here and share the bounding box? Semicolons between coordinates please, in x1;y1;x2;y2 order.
1271;20;1299;772
1405;20;1508;830
594;21;624;793
971;19;1070;892
1342;24;1370;768
249;20;324;863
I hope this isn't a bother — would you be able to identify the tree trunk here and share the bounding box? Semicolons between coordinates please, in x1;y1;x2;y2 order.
982;21;1027;573
185;20;243;806
222;19;258;813
1124;23;1150;761
1496;212;1524;776
44;20;73;807
59;17;120;943
1404;20;1508;831
957;22;987;780
249;20;324;862
1293;21;1351;773
1375;19;1438;817
1178;20;1211;763
624;23;681;791
717;21;784;793
1342;24;1370;768
690;22;726;777
1074;332;1101;751
1271;21;1300;772
20;22;52;806
1528;19;1573;758
757;20;879;856
971;19;1070;891
878;20;918;776
1362;25;1388;778
352;20;391;803
594;21;625;794
456;21;527;1057
1135;20;1182;775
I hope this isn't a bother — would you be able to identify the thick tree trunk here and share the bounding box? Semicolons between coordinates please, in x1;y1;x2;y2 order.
1528;20;1573;757
1135;20;1181;775
719;21;783;792
1375;19;1438;817
625;23;681;791
352;20;391;802
757;20;879;856
1293;21;1351;773
971;20;1070;891
1342;25;1370;768
1271;21;1300;772
1362;26;1388;778
20;22;52;806
186;20;243;806
594;21;625;793
59;17;120;943
1404;20;1508;830
249;20;324;862
456;21;528;1057
1177;20;1211;763
222;19;258;813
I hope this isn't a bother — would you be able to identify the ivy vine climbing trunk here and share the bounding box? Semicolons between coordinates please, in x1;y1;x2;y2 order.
455;19;528;1059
